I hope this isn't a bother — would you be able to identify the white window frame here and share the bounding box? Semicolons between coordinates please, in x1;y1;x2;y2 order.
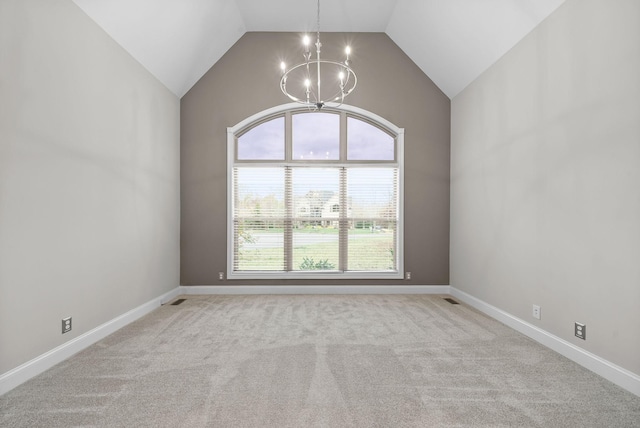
227;103;404;280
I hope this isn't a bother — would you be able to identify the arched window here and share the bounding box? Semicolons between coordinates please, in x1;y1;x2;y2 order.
227;104;404;279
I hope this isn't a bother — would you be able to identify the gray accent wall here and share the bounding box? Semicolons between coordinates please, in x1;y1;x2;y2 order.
451;0;640;375
0;0;180;374
181;32;450;286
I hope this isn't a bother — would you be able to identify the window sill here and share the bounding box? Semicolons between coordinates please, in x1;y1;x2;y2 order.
227;271;403;280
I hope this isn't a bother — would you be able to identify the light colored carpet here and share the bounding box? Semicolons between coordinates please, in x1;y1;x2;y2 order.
1;294;639;427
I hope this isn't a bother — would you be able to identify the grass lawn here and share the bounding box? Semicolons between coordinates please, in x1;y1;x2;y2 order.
237;233;394;271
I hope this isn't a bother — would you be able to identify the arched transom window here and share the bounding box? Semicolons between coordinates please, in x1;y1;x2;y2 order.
227;104;404;279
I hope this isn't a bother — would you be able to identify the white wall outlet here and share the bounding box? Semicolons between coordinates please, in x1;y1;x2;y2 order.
62;317;72;334
406;271;411;280
532;304;541;320
575;322;586;340
218;272;224;280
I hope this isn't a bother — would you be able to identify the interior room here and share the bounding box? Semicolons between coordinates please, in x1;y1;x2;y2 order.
1;0;639;425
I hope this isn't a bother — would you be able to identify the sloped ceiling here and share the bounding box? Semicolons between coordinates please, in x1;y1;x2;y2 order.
72;0;566;99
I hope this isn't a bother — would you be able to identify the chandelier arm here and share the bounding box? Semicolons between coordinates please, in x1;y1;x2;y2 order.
343;68;351;87
278;0;357;110
280;60;357;108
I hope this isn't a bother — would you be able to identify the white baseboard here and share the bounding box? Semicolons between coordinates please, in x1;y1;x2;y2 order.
0;287;182;396
4;285;638;399
179;285;451;295
450;287;640;397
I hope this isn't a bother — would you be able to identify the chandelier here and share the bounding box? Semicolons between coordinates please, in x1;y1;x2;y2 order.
279;0;357;110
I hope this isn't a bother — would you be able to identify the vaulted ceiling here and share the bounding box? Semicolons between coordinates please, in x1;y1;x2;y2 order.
72;0;566;99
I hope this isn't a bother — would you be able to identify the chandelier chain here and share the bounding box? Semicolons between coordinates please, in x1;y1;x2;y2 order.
317;0;320;35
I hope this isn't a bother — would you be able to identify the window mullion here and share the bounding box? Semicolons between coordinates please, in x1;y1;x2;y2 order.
233;167;239;271
339;111;347;161
393;169;398;270
338;112;348;272
285;111;292;162
284;166;293;271
339;167;348;272
284;112;293;271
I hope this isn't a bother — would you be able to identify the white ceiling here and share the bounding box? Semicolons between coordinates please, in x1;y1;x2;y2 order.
72;0;566;99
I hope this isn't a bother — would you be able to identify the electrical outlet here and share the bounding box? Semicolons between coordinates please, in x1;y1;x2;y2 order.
218;272;224;280
532;304;541;320
575;322;586;340
406;271;411;280
62;317;72;334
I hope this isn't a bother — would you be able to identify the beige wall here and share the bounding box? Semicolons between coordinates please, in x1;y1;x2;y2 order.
181;32;450;286
451;0;640;375
0;0;180;374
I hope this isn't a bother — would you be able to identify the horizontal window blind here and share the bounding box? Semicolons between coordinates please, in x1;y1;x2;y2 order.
290;168;340;271
346;168;398;271
233;167;285;271
233;166;398;273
